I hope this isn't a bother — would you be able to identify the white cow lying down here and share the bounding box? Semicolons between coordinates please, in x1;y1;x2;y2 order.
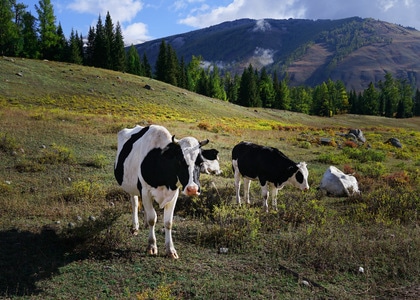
319;166;360;197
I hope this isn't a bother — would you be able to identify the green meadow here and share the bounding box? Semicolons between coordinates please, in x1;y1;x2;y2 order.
1;57;419;299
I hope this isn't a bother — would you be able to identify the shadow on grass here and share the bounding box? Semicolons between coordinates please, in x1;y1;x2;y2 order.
0;226;82;297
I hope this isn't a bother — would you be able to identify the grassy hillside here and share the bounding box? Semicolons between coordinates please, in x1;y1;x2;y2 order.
1;57;420;299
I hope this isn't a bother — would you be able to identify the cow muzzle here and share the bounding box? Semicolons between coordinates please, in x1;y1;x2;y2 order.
185;185;200;196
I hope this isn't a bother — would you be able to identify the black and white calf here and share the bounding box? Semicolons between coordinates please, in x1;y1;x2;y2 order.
114;125;209;259
232;141;309;212
200;149;222;175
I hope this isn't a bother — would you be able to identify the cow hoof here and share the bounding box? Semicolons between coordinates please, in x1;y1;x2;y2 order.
131;228;139;235
167;252;179;259
147;246;158;256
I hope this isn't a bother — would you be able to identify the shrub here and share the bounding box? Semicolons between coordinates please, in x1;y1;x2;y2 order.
90;154;108;169
383;171;410;187
15;160;46;173
343;147;385;163
317;151;349;165
61;180;105;203
198;205;261;252
351;186;419;225
298;141;311;149
0;133;20;153
357;162;386;178
39;143;74;164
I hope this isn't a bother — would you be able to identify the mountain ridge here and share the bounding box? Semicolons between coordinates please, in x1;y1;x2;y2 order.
133;17;420;92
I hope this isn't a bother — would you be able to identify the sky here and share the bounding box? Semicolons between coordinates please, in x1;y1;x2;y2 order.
21;0;420;46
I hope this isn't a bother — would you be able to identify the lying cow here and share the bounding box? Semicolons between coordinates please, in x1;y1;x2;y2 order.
319;166;360;197
232;141;309;212
200;149;222;175
114;125;209;259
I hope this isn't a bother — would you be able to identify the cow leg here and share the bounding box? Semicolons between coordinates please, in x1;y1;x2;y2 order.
233;162;242;205
261;183;269;212
142;191;158;256
243;178;251;205
270;184;278;211
130;195;140;235
163;189;179;259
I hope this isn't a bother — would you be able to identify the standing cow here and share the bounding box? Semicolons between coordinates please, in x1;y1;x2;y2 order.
114;125;209;259
232;141;309;212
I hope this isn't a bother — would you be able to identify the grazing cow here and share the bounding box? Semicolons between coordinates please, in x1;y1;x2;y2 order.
319;166;360;197
200;149;222;175
232;141;309;212
114;125;209;259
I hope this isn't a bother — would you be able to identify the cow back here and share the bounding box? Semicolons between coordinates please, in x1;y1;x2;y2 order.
232;141;298;186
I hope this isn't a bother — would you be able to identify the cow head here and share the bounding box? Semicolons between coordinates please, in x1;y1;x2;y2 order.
288;162;309;191
176;136;209;196
200;149;222;175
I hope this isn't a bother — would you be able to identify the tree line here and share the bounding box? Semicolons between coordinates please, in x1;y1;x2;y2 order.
2;0;419;118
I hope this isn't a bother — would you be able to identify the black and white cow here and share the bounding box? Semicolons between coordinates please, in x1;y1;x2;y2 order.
114;125;209;259
232;141;309;212
200;149;222;175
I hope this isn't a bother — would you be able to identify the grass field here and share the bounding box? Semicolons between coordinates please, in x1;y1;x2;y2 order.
1;57;419;299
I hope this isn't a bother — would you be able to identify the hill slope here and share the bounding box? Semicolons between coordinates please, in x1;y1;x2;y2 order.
133;17;420;91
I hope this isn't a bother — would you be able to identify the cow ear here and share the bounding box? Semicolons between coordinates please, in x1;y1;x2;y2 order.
199;139;209;147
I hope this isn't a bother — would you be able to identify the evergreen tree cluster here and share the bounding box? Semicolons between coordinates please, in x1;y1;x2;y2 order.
2;0;419;118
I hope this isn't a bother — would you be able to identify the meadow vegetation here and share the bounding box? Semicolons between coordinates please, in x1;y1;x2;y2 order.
1;58;419;299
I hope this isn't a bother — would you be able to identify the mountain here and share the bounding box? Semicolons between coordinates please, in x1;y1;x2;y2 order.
133;17;420;92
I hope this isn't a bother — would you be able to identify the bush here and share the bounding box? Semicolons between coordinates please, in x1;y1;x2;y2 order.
357;162;386;178
61;180;106;203
343;147;386;163
0;133;20;153
198;205;261;252
39;143;74;164
351;186;419;225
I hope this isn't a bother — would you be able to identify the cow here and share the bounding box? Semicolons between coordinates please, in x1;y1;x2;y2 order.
232;141;309;212
319;166;360;197
114;125;209;259
200;149;222;175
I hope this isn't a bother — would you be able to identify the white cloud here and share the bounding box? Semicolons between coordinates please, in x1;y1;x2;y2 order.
177;0;420;31
253;19;272;32
179;0;305;28
68;0;143;23
253;47;274;66
123;22;152;45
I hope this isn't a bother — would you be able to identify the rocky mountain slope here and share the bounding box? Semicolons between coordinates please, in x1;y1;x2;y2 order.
133;17;420;91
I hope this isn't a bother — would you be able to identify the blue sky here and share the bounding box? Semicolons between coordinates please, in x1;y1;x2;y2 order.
21;0;420;45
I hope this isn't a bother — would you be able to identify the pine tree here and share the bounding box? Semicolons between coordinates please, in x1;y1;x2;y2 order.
126;44;141;75
142;53;152;78
20;11;39;58
0;0;20;55
68;29;82;64
209;64;226;100
113;22;126;71
187;55;203;92
238;64;261;107
414;89;420;116
362;82;379;115
154;40;167;82
85;26;95;66
104;12;114;69
54;23;67;61
92;15;106;68
258;67;275;108
35;0;59;59
165;44;179;86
